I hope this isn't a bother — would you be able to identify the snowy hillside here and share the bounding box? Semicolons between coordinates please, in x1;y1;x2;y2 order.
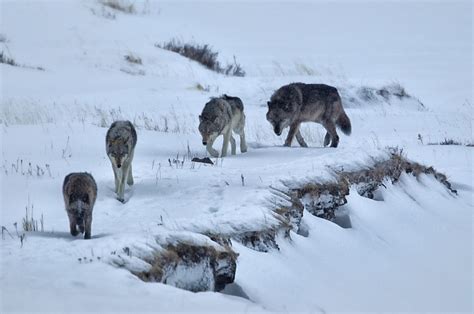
1;0;472;313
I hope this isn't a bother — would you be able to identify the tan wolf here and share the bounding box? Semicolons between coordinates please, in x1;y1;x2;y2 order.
106;120;137;203
266;83;351;148
63;172;97;239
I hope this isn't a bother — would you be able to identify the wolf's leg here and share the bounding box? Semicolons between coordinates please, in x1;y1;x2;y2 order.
239;130;248;153
127;163;134;185
68;214;78;236
284;123;299;147
323;132;331;147
221;128;231;157
113;169;119;193
84;214;92;240
118;161;131;203
206;138;219;158
127;152;134;186
323;122;339;148
295;130;308;147
230;134;236;155
78;219;85;234
109;159;120;193
116;166;127;203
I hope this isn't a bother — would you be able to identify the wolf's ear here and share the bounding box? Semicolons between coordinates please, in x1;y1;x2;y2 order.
199;115;203;122
267;101;271;107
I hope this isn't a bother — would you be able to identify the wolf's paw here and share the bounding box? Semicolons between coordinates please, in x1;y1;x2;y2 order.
283;142;291;147
84;233;91;240
323;133;331;147
117;197;125;203
241;147;248;153
209;150;219;158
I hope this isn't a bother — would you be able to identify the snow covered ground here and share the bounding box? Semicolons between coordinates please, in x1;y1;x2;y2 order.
1;0;472;312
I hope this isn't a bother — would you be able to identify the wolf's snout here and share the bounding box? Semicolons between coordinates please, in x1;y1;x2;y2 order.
202;141;207;146
117;163;121;168
274;128;282;136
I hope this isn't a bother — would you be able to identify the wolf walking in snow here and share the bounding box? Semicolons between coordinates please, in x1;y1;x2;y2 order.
106;120;137;203
266;83;351;148
63;172;97;239
199;95;247;157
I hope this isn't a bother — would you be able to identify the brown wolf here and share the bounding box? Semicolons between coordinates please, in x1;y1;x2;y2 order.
266;83;351;147
63;172;97;239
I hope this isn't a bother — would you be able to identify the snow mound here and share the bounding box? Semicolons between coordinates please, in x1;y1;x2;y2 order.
340;83;425;110
110;231;237;292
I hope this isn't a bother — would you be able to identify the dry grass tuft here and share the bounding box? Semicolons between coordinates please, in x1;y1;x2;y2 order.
124;53;142;65
135;241;238;292
156;39;245;77
100;0;135;14
0;51;17;66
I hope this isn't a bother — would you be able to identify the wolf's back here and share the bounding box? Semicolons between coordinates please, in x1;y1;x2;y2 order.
106;120;137;149
222;94;244;112
63;172;98;207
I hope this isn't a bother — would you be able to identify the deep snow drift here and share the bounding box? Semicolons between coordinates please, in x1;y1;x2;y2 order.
1;0;472;313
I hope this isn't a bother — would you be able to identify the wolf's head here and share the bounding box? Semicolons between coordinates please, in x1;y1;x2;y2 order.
67;193;92;220
107;140;130;169
198;115;220;146
266;100;295;136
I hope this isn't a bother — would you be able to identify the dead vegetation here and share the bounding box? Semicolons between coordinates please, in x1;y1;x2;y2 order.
0;51;44;71
99;0;135;14
204;226;283;253
272;149;456;234
22;201;44;232
193;83;211;92
340;149;456;196
0;51;17;66
135;241;238;292
124;53;142;65
156;39;245;77
427;138;472;146
1;201;44;248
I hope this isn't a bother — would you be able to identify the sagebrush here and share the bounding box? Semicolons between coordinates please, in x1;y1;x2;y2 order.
100;0;135;14
157;39;245;77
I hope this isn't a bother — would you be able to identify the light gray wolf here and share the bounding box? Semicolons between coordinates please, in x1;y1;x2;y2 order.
106;120;137;203
63;172;97;239
266;83;351;148
199;94;247;157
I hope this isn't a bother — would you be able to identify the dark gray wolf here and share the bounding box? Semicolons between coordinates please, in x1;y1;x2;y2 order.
63;172;97;239
266;83;351;147
106;120;137;203
199;95;247;157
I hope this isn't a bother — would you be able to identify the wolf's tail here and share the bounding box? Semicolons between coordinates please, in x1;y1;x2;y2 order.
336;110;351;136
